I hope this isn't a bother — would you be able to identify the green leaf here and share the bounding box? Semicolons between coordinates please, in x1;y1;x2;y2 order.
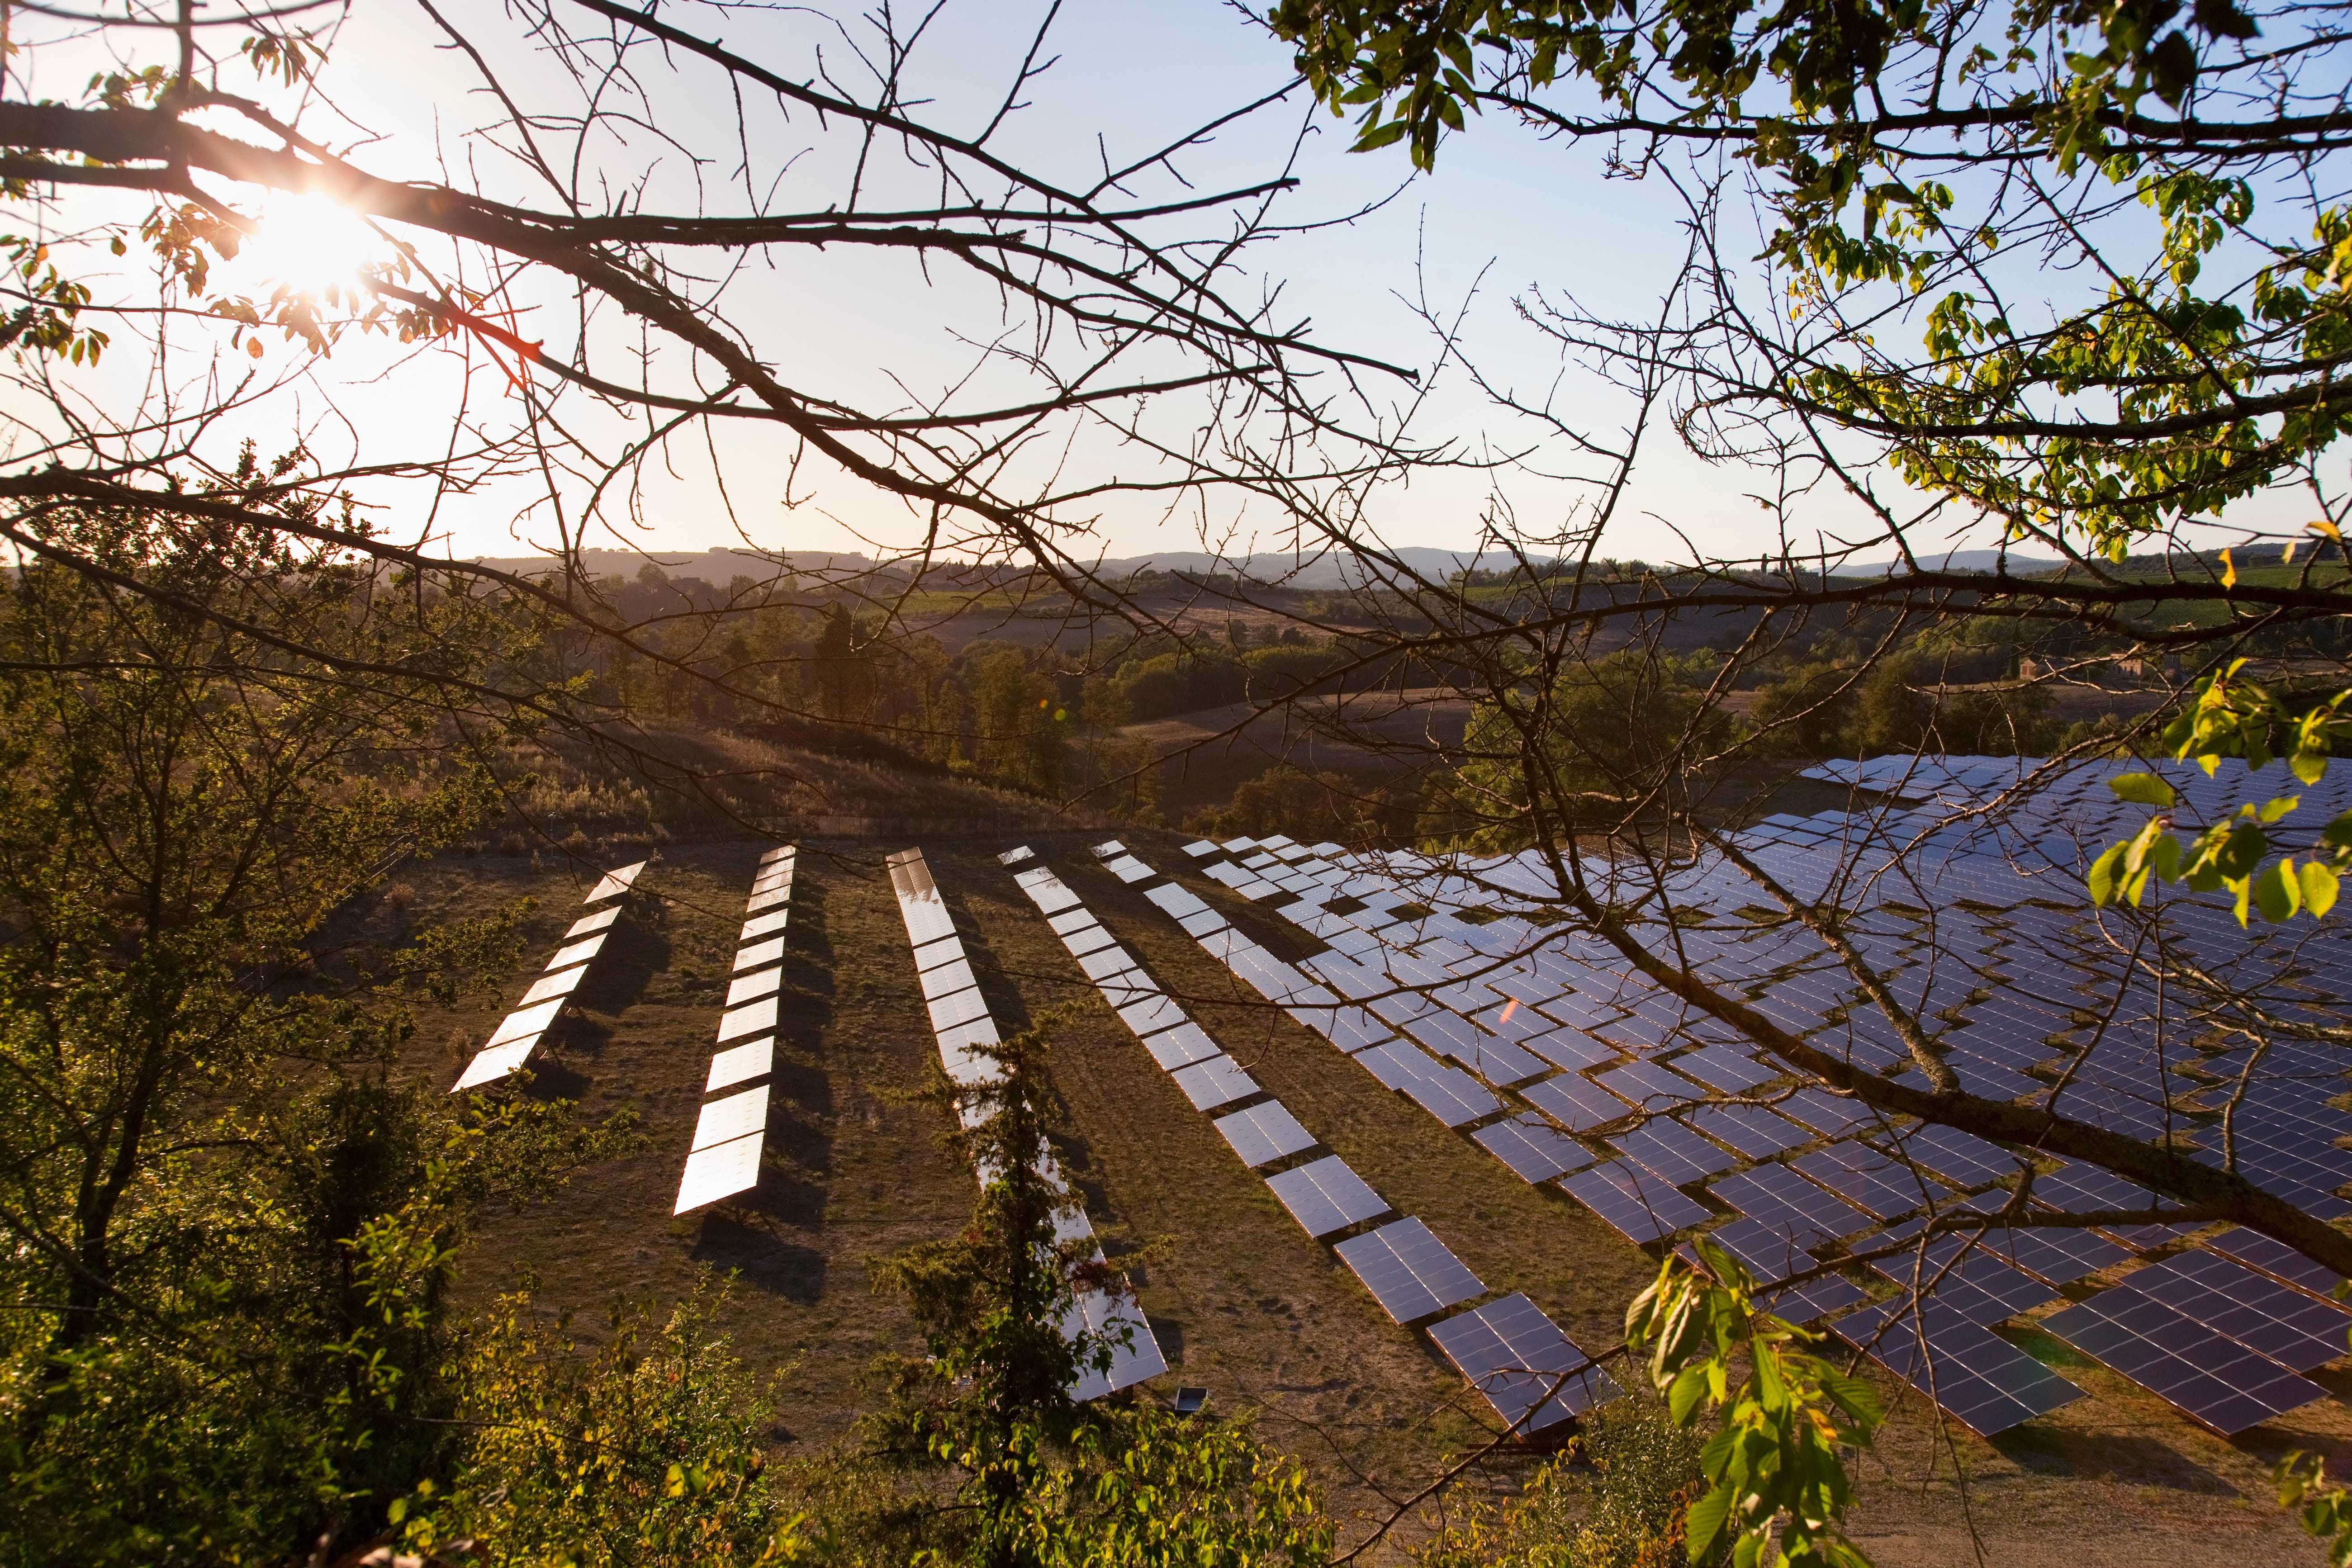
2254;859;2301;922
1684;1480;1736;1559
2303;861;2340;918
2109;772;2177;806
2088;840;2126;905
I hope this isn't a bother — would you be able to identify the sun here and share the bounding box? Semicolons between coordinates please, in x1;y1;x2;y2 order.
239;192;379;294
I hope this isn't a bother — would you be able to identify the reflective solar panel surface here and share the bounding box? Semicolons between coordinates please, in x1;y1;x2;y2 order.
1429;1293;1621;1433
1336;1218;1485;1322
1834;1299;2084;1435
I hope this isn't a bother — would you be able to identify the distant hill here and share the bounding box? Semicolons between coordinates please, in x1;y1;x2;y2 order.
473;546;875;580
469;542;2087;587
468;544;1560;589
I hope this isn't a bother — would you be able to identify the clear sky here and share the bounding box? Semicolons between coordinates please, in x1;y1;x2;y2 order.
14;1;2262;568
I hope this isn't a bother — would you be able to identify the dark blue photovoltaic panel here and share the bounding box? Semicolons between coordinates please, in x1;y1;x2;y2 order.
1964;1222;2131;1287
1792;1141;1946;1220
1265;1156;1389;1239
1336;1217;1485;1323
1611;1122;1736;1185
1878;1124;2019;1188
1560;1160;1711;1244
1834;1299;2082;1435
1213;1101;1317;1169
1522;1026;1619;1073
1473;1114;1598;1182
1776;1088;1872;1137
1682;1103;1809;1160
2032;1158;2194;1248
1864;1234;2058;1325
1429;1293;1621;1433
1520;1073;1632;1132
1671;1044;1777;1092
2042;1288;2325;1434
2209;1227;2346;1299
1593;1059;1705;1111
1711;1161;1873;1248
2116;1250;2352;1372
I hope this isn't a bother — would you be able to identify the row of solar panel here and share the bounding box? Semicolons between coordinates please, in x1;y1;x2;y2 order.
890;846;1166;1402
450;857;646;1090
1086;842;1621;1432
672;845;796;1214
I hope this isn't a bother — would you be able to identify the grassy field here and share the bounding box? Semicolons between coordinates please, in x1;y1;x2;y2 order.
379;827;2352;1563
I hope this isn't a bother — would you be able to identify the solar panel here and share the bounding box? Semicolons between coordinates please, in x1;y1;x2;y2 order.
1142;1020;1222;1070
1169;1053;1261;1110
1774;1088;1872;1139
1104;855;1154;883
926;988;990;1034
1612;1122;1737;1186
1337;1217;1486;1322
717;995;780;1043
1593;1059;1705;1112
919;957;978;999
1062;923;1118;958
1791;1141;1944;1220
1473;1114;1598;1182
998;845;1036;865
518;964;588;1006
1681;1103;1808;1160
1429;1293;1621;1433
2113;1249;2352;1372
735;936;786;971
483;996;563;1049
1864;1233;2057;1325
1045;906;1098;936
451;1036;537;1090
545;933;607;972
1878;1124;2018;1188
1671;1044;1777;1092
566;905;619;938
1076;945;1137;981
1519;1073;1631;1132
911;933;965;971
1711;1162;1873;1247
1145;882;1215;919
2208;1227;2346;1299
1960;1221;2132;1287
583;860;647;903
1521;1027;1619;1072
1832;1298;2082;1435
706;1037;773;1093
741;909;790;942
673;1130;763;1214
1266;1156;1389;1238
692;1085;769;1151
1215;1101;1318;1168
1119;993;1187;1037
2041;1288;2325;1434
1559;1160;1711;1244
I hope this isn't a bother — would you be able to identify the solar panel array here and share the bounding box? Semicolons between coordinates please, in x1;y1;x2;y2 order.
1144;758;2352;1438
891;847;1166;1401
451;857;646;1090
674;845;795;1214
1065;842;1618;1433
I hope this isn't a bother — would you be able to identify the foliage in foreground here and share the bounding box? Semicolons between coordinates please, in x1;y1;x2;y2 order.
1627;1242;1883;1568
1414;1399;1706;1568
